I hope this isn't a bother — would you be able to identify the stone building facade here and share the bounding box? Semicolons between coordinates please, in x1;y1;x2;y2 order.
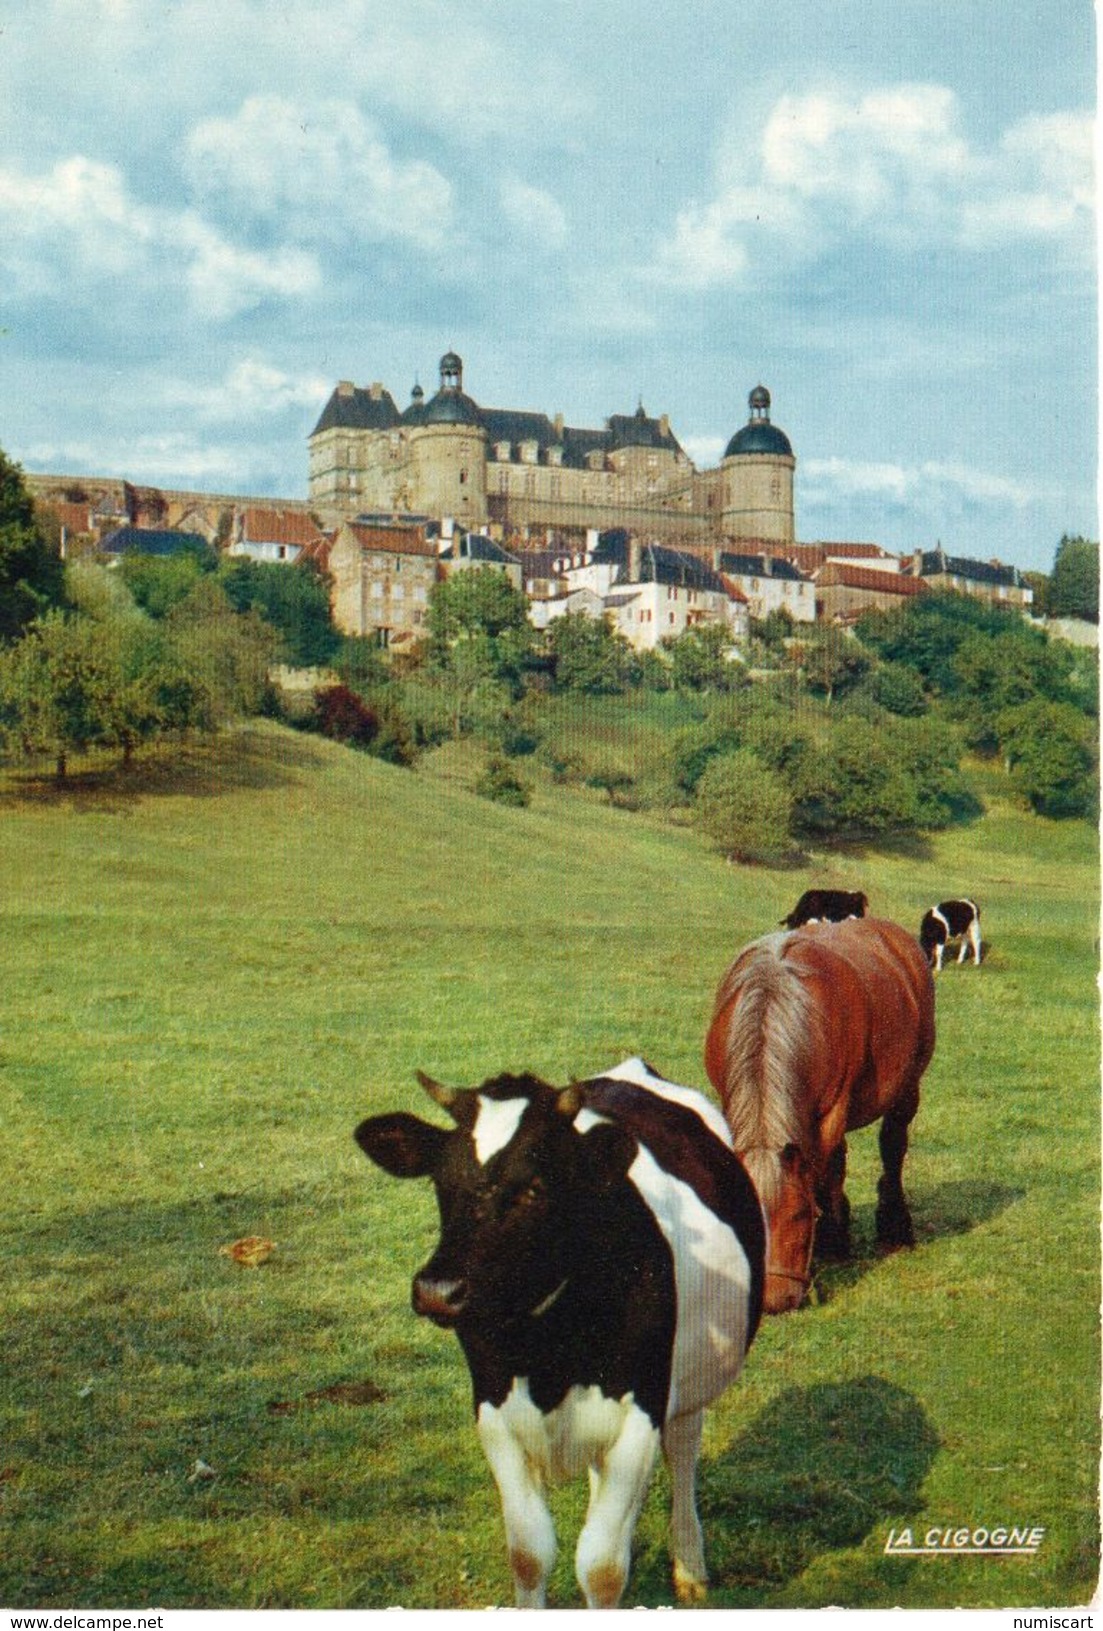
327;519;439;645
308;353;796;548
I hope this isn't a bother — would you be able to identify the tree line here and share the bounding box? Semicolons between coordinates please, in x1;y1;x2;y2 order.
0;446;1096;852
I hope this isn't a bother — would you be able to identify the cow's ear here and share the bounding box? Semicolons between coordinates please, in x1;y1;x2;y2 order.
580;1121;638;1189
354;1113;447;1178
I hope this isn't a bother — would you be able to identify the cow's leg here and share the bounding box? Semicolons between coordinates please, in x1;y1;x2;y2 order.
662;1409;707;1603
875;1100;917;1249
477;1404;557;1608
957;934;969;964
933;942;944;974
968;920;982;965
814;1138;850;1259
575;1403;659;1609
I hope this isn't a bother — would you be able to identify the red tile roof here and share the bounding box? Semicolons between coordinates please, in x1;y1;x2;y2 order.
240;506;324;547
818;563;928;596
344;522;438;558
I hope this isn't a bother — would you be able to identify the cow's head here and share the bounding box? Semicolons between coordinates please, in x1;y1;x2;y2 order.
355;1072;637;1329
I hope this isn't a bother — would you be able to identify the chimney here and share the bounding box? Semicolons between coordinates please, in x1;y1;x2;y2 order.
628;536;642;581
660;413;670;438
369;382;384;401
554;413;564;438
337;380;355;398
712;546;722;571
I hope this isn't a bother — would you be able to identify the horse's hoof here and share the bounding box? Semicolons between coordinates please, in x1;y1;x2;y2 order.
673;1562;708;1604
875;1216;915;1250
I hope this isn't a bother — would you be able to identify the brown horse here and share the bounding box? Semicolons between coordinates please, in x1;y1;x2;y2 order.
704;917;935;1313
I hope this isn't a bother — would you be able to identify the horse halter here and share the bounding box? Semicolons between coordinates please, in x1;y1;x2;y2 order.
766;1266;812;1290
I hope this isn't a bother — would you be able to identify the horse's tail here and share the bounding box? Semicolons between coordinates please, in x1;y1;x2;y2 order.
711;934;814;1206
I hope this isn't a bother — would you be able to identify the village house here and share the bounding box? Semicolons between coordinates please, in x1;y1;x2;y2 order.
713;550;816;623
907;547;1034;609
327;517;439;645
228;505;327;565
816;561;930;623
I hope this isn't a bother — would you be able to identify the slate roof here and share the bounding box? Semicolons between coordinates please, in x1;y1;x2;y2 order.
311;385;401;436
718;550;806;583
593;530;727;593
314;379;685;467
916;549;1026;588
440;532;521;564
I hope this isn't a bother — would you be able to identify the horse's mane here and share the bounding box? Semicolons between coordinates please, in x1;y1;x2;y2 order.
711;932;815;1209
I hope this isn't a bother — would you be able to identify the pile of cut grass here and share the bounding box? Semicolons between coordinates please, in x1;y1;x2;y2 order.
0;721;1097;1608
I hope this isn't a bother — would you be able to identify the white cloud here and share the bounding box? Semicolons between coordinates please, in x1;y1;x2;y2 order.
0;154;320;317
653;84;1094;287
185;95;454;252
499;177;568;247
165;358;333;422
803;455;1035;510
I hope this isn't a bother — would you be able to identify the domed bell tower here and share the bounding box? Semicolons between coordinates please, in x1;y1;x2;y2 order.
721;384;796;543
411;350;488;524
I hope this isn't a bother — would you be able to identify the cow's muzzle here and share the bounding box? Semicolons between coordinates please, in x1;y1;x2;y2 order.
412;1273;470;1326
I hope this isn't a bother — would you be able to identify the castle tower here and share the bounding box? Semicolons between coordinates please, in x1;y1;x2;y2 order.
720;384;795;543
410;350;488;524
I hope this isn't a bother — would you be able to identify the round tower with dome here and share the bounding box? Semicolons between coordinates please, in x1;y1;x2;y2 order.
409;350;488;524
720;384;795;543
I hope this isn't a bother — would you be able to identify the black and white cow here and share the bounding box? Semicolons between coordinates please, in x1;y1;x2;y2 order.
781;888;869;929
355;1056;765;1609
919;898;982;971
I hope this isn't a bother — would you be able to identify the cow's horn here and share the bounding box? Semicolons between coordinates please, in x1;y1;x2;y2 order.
557;1082;583;1117
416;1069;462;1115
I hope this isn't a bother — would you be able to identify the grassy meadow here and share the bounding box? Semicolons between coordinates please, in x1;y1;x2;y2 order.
0;715;1098;1609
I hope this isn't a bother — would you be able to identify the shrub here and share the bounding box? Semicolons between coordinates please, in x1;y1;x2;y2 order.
474;753;531;807
696;749;794;864
314;684;380;747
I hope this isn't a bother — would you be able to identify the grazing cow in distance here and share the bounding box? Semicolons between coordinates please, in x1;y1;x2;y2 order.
920;899;982;971
781;888;869;929
354;1056;765;1609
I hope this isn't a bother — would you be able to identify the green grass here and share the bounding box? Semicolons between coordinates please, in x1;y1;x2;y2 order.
0;720;1097;1609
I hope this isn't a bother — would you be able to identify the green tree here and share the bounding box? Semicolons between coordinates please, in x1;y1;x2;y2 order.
996;699;1099;819
427;568;534;696
163;578;276;726
950;626;1076;751
0;611;116;777
0;448;66;642
546;611;640;694
787;625;871;702
857;591;1022;695
696;749;794;864
1047;535;1098;623
218;557;340;667
664;622;742;691
118;544;217;619
791;719;921;839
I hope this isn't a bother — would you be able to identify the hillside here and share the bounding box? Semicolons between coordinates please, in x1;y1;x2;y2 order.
0;721;1097;1608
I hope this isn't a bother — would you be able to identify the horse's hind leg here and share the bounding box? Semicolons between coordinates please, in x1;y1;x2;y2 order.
815;1140;851;1259
876;1105;916;1249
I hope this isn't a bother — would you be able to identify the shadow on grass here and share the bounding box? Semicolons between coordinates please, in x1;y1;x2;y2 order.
0;728;330;813
809;1178;1025;1307
630;1375;938;1606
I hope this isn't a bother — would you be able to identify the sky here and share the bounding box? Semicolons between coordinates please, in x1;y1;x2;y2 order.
0;0;1096;574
